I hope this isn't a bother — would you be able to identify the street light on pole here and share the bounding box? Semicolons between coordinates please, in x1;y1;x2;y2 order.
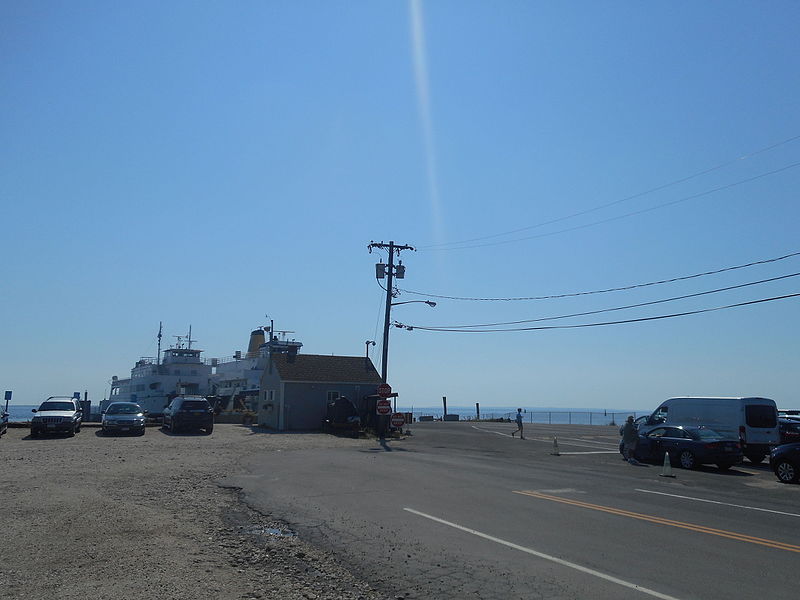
391;300;436;308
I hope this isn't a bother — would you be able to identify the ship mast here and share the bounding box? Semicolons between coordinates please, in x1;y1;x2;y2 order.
157;322;163;365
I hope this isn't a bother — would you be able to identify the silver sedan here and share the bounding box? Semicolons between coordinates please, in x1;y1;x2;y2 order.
101;402;147;436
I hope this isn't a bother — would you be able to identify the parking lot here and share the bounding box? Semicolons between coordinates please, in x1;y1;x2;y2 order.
3;419;798;600
0;424;382;600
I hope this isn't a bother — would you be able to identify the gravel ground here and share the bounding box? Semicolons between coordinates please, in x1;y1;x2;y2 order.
0;423;386;600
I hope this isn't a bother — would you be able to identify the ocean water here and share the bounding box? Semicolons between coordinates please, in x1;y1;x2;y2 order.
5;404;39;422
396;405;648;426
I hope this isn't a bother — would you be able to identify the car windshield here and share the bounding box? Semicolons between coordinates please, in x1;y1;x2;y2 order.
38;402;74;411
107;404;143;414
180;401;209;411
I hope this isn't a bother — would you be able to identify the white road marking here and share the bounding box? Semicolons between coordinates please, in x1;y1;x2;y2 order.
558;451;619;455
471;425;513;437
403;507;682;600
470;426;620;451
556;436;620;448
636;489;800;518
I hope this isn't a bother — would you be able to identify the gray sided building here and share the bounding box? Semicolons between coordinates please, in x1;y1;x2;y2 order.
257;353;383;430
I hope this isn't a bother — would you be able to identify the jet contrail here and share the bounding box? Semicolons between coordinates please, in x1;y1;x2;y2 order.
409;0;444;243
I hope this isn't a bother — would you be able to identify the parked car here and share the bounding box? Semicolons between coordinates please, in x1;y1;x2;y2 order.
770;443;800;484
322;396;361;435
778;418;800;445
162;396;214;434
30;397;83;437
101;402;147;436
634;397;779;464
620;425;743;470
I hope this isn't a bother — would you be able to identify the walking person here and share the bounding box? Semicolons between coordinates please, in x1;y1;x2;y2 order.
511;408;525;439
621;415;639;463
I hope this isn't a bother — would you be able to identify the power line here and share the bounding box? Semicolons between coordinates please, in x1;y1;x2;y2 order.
398;249;800;301
419;160;800;252
418;272;800;329
394;292;800;333
419;134;800;250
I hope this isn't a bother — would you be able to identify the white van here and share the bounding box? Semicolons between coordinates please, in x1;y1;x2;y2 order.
636;397;779;464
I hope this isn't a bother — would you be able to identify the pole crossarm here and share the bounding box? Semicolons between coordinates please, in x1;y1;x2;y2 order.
368;241;416;254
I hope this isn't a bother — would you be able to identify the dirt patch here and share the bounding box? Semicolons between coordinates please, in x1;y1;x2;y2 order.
0;425;384;599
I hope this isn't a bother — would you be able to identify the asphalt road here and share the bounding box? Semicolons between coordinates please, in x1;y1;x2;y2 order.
228;422;799;600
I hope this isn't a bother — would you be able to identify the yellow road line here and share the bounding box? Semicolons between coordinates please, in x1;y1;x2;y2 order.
514;490;800;553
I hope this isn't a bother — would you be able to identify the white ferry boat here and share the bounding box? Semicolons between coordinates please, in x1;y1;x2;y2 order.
102;326;214;417
209;326;302;412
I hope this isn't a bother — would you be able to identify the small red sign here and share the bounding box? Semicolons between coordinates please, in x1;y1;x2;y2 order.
390;412;405;428
377;383;392;398
376;398;392;415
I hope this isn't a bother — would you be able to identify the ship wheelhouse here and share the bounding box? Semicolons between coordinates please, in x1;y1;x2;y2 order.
104;345;214;417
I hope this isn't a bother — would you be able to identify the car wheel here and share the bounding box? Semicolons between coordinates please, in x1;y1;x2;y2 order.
746;454;765;465
774;460;799;484
30;429;39;437
138;427;145;436
679;450;697;469
68;424;76;437
75;423;81;433
205;424;214;435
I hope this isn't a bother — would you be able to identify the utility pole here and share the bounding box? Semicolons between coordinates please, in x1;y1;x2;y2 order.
368;240;415;383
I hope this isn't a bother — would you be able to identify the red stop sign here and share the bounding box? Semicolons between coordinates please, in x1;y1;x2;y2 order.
376;398;392;415
390;412;405;428
377;383;392;398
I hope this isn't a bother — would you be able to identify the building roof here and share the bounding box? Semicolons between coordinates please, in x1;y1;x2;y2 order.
271;353;383;384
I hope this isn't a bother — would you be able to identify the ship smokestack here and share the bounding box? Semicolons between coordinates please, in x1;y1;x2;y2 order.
246;329;266;358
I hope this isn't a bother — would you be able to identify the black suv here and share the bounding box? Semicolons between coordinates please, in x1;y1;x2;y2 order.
162;396;214;434
30;397;83;437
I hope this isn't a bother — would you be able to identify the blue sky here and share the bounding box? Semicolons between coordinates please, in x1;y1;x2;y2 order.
2;1;798;410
